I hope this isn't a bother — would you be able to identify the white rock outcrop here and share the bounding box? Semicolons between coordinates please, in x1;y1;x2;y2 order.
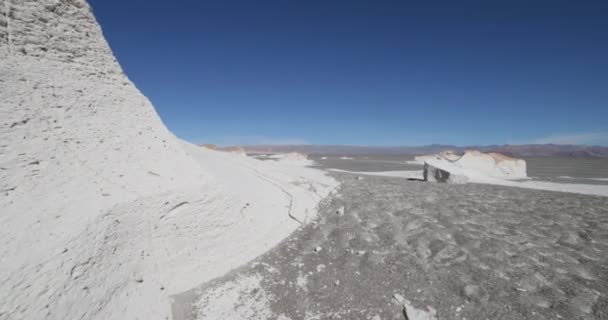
457;151;527;179
268;152;312;165
0;2;337;319
421;150;527;183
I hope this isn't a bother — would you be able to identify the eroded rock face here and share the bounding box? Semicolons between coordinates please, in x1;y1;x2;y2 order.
423;162;450;182
1;0;205;202
458;150;527;180
0;0;120;70
0;1;208;319
423;162;468;184
0;4;339;320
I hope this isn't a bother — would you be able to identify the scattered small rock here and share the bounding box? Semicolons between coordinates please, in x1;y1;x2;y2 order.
392;293;405;304
336;206;345;216
464;285;480;299
313;246;322;253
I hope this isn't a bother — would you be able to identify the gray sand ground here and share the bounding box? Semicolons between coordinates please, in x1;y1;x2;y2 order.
524;157;608;185
172;167;608;320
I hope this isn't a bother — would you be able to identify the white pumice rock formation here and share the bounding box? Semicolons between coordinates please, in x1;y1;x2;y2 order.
456;150;527;180
0;1;337;319
419;150;527;182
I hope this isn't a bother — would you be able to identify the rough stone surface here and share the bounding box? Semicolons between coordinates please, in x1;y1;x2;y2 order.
423;162;468;184
0;0;120;70
0;2;337;320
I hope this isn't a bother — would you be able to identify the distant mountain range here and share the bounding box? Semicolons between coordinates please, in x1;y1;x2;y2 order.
240;144;608;158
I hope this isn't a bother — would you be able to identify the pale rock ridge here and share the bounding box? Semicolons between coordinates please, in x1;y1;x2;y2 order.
0;1;337;319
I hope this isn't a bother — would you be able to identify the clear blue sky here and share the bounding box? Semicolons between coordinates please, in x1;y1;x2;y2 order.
88;0;608;146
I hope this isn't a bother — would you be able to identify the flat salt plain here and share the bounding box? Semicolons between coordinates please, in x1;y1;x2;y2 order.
173;154;608;320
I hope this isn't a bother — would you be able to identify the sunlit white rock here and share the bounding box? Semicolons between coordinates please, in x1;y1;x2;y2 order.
419;150;527;182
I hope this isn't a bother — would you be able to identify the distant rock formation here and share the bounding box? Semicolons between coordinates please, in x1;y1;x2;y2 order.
421;150;527;183
200;143;217;150
268;152;309;162
282;152;308;161
457;151;527;179
220;146;247;155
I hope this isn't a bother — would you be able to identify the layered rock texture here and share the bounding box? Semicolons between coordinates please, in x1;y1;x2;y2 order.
0;1;336;319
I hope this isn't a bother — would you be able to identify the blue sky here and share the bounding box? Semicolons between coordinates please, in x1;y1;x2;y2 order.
88;0;608;146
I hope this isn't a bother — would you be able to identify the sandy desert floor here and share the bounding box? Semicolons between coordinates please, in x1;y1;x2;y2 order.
172;168;608;320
